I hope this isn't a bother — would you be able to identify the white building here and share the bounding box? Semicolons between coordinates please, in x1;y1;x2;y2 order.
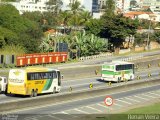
142;0;160;14
10;0;49;14
61;0;93;12
9;0;95;14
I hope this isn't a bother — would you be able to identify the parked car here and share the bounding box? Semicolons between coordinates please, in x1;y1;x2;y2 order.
0;76;7;93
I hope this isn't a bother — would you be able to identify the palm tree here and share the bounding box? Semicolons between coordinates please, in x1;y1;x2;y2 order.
46;0;63;14
68;0;84;15
67;0;85;30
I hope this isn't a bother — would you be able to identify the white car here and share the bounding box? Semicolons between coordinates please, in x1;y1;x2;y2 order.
0;76;7;93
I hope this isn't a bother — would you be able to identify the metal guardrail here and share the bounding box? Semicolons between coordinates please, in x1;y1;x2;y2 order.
79;53;113;61
79;49;160;62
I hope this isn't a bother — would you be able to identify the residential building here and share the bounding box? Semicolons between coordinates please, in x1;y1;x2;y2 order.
142;0;160;14
10;0;49;14
9;0;97;14
61;0;94;12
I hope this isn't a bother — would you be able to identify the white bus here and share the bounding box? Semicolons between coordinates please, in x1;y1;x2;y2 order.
101;61;135;82
7;67;62;97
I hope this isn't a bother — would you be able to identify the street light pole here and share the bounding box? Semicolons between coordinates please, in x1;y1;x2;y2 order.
147;16;151;50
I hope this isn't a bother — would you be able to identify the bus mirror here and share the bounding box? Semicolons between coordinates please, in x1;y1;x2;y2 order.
61;75;63;79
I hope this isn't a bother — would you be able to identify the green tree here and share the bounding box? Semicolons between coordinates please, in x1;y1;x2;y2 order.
46;0;63;14
104;0;115;17
0;36;5;48
0;4;43;53
101;14;139;54
68;0;84;15
85;19;103;35
1;0;17;2
0;26;18;46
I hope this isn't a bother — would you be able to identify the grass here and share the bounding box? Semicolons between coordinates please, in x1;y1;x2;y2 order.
78;102;160;120
124;102;160;114
116;47;160;56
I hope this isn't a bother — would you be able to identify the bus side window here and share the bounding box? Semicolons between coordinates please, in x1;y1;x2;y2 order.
52;71;57;78
48;72;53;79
27;73;33;80
43;73;48;79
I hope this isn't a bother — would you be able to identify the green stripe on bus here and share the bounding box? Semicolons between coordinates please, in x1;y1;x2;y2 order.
43;79;53;91
102;71;115;75
102;70;131;75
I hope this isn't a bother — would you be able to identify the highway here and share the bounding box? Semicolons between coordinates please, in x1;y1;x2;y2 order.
0;67;160;103
0;51;160;120
4;83;160;120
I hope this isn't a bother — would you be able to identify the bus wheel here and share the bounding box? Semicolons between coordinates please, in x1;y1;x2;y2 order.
0;85;1;93
33;90;37;97
52;87;56;94
30;90;34;97
117;77;121;83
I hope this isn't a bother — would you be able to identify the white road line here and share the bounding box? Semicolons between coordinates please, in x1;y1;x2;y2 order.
141;94;156;98
56;111;79;118
134;95;149;100
125;97;140;103
60;111;69;114
24;115;42;120
114;103;123;107
154;90;160;94
74;108;89;114
116;99;132;105
86;106;102;112
24;117;38;120
57;110;79;118
97;103;107;108
47;115;64;120
148;92;160;97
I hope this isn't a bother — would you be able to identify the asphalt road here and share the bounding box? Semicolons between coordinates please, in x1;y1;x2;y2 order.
4;84;160;120
0;67;160;104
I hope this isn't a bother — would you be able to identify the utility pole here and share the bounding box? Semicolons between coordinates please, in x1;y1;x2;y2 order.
147;15;152;50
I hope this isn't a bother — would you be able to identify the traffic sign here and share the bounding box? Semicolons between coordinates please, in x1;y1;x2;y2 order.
108;82;112;86
104;96;113;106
69;87;72;92
89;84;93;89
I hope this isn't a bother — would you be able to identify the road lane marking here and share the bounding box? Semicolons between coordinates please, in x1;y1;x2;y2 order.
116;99;132;105
54;111;79;118
86;106;102;112
114;103;123;107
24;117;38;120
125;97;140;103
47;115;64;120
134;95;149;100
141;94;156;98
97;103;107;108
57;111;69;114
74;108;89;114
148;92;160;97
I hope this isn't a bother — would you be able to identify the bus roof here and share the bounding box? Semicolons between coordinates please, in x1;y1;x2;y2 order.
9;67;59;73
103;61;134;66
